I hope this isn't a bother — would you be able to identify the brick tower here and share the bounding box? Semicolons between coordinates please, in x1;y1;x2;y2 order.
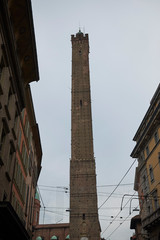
70;30;100;240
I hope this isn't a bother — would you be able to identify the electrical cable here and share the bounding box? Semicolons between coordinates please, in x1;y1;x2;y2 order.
102;191;136;236
86;160;136;238
102;158;160;238
39;187;133;198
38;185;68;190
37;161;136;234
98;159;136;210
97;183;134;187
106;212;131;240
37;149;160;236
38;183;133;189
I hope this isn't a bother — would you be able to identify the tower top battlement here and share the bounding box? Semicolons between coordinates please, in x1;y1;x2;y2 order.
71;30;88;41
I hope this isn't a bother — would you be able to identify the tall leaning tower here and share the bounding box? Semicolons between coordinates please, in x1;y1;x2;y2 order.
70;30;100;240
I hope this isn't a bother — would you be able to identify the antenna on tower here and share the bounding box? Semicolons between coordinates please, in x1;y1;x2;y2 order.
83;26;85;34
79;21;81;32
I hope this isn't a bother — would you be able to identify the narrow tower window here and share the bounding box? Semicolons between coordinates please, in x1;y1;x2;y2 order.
82;213;85;220
80;100;82;107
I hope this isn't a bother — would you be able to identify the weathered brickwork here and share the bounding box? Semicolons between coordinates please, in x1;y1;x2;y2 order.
70;31;100;240
33;223;69;240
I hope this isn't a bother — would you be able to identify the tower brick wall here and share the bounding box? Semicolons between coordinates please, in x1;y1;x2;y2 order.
70;31;100;240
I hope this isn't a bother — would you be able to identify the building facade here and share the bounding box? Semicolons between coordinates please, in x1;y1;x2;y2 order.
70;30;100;240
33;224;70;240
131;84;160;239
0;0;42;239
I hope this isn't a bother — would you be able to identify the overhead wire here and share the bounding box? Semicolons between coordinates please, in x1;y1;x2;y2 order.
106;212;131;240
39;187;134;198
37;160;136;230
97;183;134;188
102;191;136;236
86;160;137;237
98;159;136;210
102;157;160;238
38;183;133;190
37;152;160;236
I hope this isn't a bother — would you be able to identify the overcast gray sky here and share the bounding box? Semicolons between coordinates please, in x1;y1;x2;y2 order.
31;0;160;239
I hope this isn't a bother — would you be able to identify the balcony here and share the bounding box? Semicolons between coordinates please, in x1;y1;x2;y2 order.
142;207;160;230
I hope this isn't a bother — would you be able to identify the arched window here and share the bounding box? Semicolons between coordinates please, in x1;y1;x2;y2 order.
36;237;42;240
51;236;58;240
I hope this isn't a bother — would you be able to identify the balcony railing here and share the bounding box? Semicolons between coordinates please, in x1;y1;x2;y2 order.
142;207;160;230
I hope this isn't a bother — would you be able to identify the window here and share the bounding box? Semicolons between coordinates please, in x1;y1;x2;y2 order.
149;165;154;183
148;205;151;214
25;185;29;214
6;85;14;120
154;131;159;144
12;191;16;209
21;108;25;120
139;152;145;163
22;180;26;201
33;163;37;188
6;141;15;175
14;160;18;181
29;197;33;223
80;100;82;107
146;146;150;157
28;131;32;148
25;118;30;138
7;87;12;106
158;152;160;165
0;128;6;151
16;164;20;187
152;190;159;210
13;111;19;136
0;56;5;82
3;191;7;201
141;151;145;161
143;175;147;190
28;149;33;175
36;211;39;224
21;142;28;172
18;129;21;148
21;142;25;161
0;119;9;152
